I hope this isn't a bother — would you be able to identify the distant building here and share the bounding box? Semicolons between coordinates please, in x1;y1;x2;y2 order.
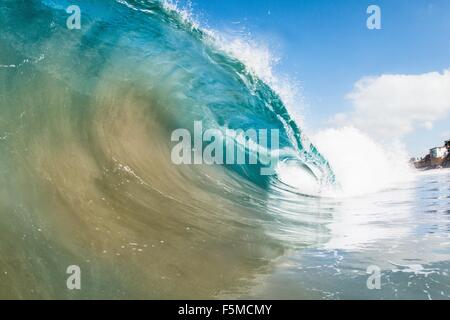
413;140;450;169
430;146;447;158
430;146;448;167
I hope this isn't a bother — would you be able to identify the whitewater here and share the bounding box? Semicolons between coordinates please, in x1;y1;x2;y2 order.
1;0;449;299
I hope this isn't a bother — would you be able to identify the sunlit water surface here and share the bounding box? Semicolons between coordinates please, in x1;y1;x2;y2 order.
247;169;450;300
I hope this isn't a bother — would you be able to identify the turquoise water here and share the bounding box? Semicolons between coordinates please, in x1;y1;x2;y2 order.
1;0;449;299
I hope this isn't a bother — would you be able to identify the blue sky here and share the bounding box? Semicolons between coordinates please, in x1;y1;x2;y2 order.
181;0;450;156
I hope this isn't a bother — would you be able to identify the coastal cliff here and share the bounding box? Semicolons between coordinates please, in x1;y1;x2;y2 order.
412;140;450;170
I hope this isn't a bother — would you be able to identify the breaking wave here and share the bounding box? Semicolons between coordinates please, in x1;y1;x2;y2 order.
0;0;340;298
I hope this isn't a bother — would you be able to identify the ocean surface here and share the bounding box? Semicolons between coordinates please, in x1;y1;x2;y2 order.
1;0;449;299
247;169;450;300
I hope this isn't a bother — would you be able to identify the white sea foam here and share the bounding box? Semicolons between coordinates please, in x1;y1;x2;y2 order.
313;126;415;197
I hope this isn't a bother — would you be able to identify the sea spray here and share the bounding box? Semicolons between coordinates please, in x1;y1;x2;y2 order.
313;127;415;196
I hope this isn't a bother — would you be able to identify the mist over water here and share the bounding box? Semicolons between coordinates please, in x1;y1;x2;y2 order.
0;0;449;300
313;127;415;197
